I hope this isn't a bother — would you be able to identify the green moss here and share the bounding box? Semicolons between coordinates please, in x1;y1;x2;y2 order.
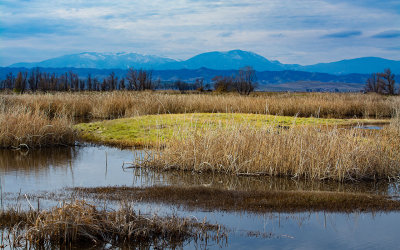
75;113;387;147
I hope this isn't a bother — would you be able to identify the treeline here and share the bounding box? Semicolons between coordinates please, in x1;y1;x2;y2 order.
365;68;397;95
0;66;258;95
0;68;160;93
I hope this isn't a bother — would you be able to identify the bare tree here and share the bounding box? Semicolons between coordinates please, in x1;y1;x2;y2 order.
108;72;118;91
93;77;100;91
87;74;92;91
365;73;379;93
28;68;40;92
378;68;396;95
235;66;257;95
194;78;204;91
212;75;235;92
14;71;27;93
126;68;138;90
119;78;125;90
365;68;396;95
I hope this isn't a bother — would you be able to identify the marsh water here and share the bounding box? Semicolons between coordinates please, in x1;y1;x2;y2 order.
1;145;400;249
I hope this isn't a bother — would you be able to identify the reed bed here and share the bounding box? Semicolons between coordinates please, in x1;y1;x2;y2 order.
1;91;398;119
136;123;400;182
0;107;76;149
0;200;226;249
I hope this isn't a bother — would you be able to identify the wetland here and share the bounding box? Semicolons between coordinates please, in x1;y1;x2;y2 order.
1;91;400;249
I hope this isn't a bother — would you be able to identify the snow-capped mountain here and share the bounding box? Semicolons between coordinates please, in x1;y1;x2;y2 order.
10;52;177;69
8;50;400;74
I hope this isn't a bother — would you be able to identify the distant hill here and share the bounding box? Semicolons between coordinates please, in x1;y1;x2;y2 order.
10;52;177;70
163;50;288;71
8;50;400;75
295;57;400;75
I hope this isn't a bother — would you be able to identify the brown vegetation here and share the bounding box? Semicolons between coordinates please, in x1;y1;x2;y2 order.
72;186;400;213
0;200;226;249
1;91;398;120
0;107;76;149
136;123;400;182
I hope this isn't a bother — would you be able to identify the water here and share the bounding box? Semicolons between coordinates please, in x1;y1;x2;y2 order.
1;145;400;249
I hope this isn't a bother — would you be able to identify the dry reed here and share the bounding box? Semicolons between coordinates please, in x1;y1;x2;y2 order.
1;91;398;120
0;200;226;248
136;123;400;182
0;107;76;149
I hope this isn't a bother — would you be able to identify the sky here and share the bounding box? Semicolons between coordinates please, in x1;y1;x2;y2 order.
1;0;400;66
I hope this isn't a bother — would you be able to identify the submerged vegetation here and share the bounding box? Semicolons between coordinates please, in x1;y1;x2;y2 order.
73;186;400;213
0;200;226;249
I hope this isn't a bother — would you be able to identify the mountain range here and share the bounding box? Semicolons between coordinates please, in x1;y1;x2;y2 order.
9;50;400;75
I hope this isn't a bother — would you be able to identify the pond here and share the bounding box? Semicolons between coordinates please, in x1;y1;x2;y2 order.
1;145;400;249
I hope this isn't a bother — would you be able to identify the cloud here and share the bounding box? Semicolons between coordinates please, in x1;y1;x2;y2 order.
1;0;400;66
385;46;400;51
372;30;400;38
219;32;233;38
322;30;362;38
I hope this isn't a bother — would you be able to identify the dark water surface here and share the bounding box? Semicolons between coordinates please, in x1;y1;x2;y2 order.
1;145;400;249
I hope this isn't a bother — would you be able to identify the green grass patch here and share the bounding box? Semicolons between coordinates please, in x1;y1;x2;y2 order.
75;113;388;147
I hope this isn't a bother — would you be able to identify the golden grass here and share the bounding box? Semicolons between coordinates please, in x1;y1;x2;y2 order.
1;91;398;119
0;200;226;248
135;123;400;182
73;186;400;213
75;112;388;148
0;107;76;149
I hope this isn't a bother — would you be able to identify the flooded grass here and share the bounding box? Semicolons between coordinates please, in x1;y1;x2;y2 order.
75;112;387;147
0;200;227;249
72;186;400;213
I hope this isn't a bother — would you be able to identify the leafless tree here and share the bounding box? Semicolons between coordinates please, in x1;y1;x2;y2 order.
235;66;257;95
212;75;235;92
87;74;92;91
119;78;125;90
378;68;396;95
365;68;396;95
126;68;139;90
14;71;27;93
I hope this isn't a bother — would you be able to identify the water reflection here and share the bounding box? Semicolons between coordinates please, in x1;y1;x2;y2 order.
130;167;400;196
0;147;77;175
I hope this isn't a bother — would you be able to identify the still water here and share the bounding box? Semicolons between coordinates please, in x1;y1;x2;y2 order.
1;145;400;249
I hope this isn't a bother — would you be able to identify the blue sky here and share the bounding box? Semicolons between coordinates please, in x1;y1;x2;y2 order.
1;0;399;66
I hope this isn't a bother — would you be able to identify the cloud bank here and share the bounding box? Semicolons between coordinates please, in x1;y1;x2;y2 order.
1;0;399;66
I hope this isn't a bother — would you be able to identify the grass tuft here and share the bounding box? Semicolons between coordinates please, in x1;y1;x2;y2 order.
0;200;226;248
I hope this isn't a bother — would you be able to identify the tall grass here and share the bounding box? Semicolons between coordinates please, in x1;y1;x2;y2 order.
137;123;400;182
1;91;398;119
0;107;76;149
